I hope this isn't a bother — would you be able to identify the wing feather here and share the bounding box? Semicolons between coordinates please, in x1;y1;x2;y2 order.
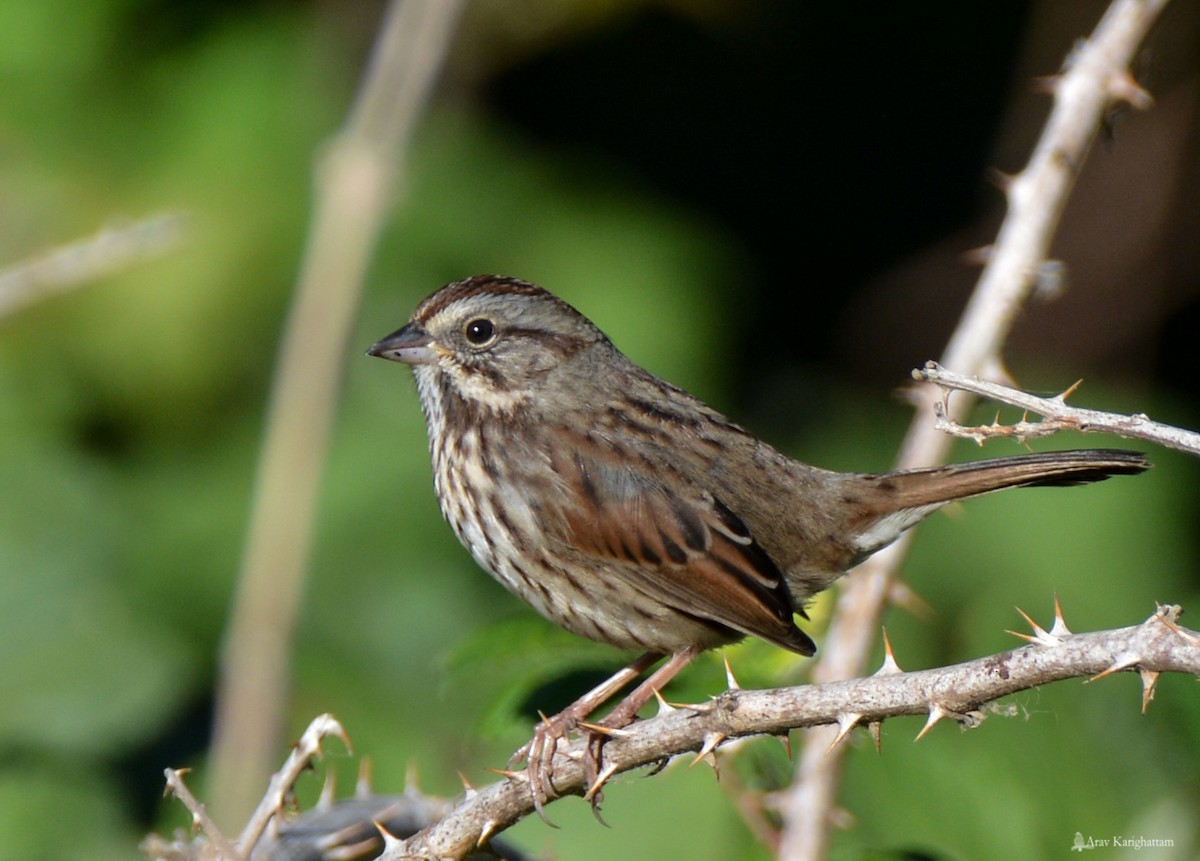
548;443;814;655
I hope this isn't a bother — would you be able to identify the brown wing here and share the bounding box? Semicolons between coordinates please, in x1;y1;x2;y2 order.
547;443;815;655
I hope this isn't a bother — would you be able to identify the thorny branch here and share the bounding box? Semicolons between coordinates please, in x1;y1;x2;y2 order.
783;2;1172;858
914;362;1200;456
149;605;1200;861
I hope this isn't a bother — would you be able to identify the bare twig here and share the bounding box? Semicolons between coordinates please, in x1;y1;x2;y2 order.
0;212;187;319
236;715;352;854
208;0;466;827
160;768;240;861
146;715;354;861
376;604;1200;860
914;362;1200;456
782;2;1171;858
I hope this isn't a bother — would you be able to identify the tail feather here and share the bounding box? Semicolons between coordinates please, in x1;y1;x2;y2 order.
842;449;1149;561
873;448;1150;510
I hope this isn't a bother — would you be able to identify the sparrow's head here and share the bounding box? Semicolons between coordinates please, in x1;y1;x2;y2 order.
368;275;611;416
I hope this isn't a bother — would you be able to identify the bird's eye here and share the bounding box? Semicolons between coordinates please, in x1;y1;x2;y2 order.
463;317;497;346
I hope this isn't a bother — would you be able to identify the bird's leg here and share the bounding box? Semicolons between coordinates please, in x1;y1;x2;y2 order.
599;646;701;729
582;646;702;809
511;651;662;820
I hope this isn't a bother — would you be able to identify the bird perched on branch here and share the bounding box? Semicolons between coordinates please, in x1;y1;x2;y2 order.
369;274;1148;809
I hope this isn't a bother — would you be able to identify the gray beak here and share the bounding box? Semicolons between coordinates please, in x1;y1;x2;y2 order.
366;323;437;365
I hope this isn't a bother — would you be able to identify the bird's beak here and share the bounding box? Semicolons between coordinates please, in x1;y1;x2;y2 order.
366;323;437;365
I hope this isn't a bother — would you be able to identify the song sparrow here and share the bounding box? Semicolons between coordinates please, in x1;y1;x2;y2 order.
368;274;1147;804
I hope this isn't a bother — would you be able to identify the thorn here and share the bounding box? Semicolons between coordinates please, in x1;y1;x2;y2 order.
583;760;620;802
578;721;634;738
1139;668;1160;714
374;819;404;853
691;731;726;771
723;654;741;690
1049;594;1073;638
683;699;718;716
1153;602;1181;621
1053;379;1084;403
458;771;479;798
1008;606;1060;646
317;768;336;810
1153;604;1200;644
1006;629;1040;645
403;760;420;795
476;819;500;848
777;733;793;761
874;629;903;676
868;721;883;753
355;758;373;798
915;704;950;741
484;766;528;783
652;689;677;715
1016;605;1046;636
827;713;863;752
1108;70;1153;110
1086;657;1139;683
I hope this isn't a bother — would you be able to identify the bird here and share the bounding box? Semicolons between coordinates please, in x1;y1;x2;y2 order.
368;274;1148;805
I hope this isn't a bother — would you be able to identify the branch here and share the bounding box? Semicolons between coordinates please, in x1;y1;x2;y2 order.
783;2;1171;857
144;713;531;861
0;212;187;320
377;604;1200;860
914;362;1200;456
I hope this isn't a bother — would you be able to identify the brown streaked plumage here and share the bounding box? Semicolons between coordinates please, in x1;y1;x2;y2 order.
368;274;1149;807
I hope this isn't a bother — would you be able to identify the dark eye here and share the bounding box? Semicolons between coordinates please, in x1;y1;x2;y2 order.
463;317;496;346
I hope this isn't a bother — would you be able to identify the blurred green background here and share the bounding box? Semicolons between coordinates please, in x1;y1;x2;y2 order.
2;1;1199;859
